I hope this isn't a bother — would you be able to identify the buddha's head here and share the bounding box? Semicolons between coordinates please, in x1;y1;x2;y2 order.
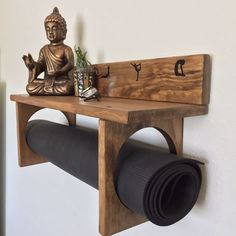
44;7;67;43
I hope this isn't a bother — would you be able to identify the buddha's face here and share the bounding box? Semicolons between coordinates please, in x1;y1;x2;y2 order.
45;22;64;43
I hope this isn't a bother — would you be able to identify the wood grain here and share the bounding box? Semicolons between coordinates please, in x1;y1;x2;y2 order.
10;95;208;124
95;54;211;105
98;118;183;235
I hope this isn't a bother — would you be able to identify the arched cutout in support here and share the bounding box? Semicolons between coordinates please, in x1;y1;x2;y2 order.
156;128;177;154
15;102;76;167
154;117;184;155
98;117;183;236
62;112;76;127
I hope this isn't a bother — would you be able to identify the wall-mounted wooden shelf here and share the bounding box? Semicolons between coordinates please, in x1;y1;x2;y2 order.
11;54;211;236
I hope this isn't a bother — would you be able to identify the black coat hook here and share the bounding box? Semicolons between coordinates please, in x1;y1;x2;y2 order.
175;59;185;76
101;66;110;79
131;63;142;81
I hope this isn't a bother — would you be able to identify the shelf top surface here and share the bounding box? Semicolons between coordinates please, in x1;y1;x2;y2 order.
10;94;208;124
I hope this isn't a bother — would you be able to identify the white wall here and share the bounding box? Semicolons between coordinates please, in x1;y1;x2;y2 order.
0;72;6;235
1;0;236;235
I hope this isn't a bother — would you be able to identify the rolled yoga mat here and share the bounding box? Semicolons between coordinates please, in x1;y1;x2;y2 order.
26;119;202;226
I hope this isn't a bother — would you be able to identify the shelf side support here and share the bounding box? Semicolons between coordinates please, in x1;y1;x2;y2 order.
98;117;184;236
15;102;76;167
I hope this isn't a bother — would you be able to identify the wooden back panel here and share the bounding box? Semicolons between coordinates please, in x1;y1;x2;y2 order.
94;54;211;105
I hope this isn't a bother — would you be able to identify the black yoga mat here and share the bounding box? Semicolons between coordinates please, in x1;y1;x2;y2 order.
26;120;202;226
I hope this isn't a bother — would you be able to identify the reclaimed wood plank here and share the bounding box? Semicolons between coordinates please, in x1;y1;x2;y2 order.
95;54;211;105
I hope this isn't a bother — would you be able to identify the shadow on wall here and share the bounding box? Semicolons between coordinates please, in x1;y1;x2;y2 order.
74;15;105;64
0;81;6;236
75;15;85;48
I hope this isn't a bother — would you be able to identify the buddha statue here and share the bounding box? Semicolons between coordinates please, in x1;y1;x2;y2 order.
22;7;74;95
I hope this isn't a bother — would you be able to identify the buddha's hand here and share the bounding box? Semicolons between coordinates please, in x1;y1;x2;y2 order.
22;53;35;70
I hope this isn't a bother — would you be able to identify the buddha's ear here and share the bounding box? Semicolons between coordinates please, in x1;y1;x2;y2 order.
62;30;67;40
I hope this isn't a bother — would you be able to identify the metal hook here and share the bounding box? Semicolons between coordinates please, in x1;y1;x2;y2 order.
175;59;185;76
101;66;110;79
131;63;142;81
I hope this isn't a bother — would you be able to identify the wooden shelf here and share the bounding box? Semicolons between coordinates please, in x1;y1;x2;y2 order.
10;95;208;124
10;54;211;236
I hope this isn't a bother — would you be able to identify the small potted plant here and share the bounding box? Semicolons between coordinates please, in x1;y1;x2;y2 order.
74;46;93;96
